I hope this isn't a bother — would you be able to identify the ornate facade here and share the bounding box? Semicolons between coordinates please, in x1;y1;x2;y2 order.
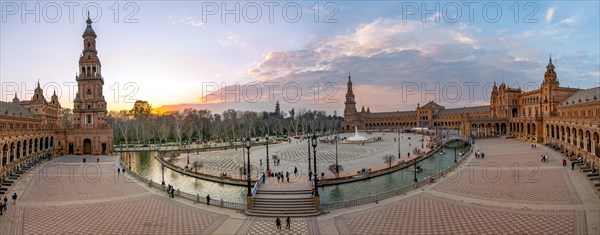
343;57;600;168
0;15;113;176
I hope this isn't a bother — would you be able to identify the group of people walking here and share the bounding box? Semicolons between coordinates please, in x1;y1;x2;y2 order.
275;217;291;230
273;171;290;183
475;150;485;159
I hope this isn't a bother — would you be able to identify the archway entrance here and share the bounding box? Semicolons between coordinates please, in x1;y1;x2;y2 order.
83;139;92;155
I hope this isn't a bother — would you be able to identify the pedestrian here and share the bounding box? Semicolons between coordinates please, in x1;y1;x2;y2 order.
97;158;99;163
118;168;121;174
571;161;575;170
12;192;17;205
321;172;325;179
3;197;7;211
294;166;298;176
207;194;211;205
0;201;3;216
276;217;281;230
562;159;566;167
286;216;291;229
260;159;262;166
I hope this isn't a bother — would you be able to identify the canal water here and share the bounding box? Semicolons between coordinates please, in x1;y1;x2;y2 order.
123;141;469;205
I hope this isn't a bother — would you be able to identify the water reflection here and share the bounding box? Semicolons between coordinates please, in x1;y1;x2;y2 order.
123;142;469;205
318;144;470;204
124;151;247;203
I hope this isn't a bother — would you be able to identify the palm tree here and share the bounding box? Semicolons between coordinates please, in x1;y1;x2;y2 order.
328;164;343;178
383;155;394;168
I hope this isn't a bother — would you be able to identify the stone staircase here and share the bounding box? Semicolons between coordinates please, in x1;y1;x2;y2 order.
246;181;320;217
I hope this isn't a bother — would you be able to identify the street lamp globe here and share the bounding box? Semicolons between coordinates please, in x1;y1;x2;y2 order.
311;134;317;147
245;137;251;149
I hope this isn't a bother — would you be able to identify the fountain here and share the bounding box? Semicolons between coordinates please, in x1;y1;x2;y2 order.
345;126;370;143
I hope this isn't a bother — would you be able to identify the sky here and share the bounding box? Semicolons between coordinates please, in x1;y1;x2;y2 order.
1;1;599;116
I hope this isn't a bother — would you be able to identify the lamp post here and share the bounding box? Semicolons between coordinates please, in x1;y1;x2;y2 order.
307;133;311;172
334;112;339;179
413;159;418;183
245;137;252;196
397;127;401;158
265;134;270;171
241;138;246;175
161;159;165;185
454;145;458;163
187;151;190;165
311;133;319;196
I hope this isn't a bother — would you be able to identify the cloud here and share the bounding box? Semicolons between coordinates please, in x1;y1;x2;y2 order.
546;8;555;23
557;17;577;26
219;33;247;49
179;16;598;113
168;15;204;27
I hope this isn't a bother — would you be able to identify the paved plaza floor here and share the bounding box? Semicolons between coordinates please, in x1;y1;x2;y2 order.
0;138;598;234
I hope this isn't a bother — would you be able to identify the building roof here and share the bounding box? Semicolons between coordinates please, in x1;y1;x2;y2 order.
0;102;34;117
436;105;490;116
367;111;416;118
559;87;600;106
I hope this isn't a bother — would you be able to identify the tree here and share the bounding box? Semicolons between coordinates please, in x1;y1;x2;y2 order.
108;110;132;147
328;164;343;178
170;110;186;145
193;161;204;173
130;100;152;144
383;155;394;168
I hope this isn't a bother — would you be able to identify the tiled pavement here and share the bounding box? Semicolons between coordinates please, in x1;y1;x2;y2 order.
431;166;581;204
334;194;587;235
328;138;598;235
11;195;227;234
19;163;145;202
1;156;230;235
236;217;319;235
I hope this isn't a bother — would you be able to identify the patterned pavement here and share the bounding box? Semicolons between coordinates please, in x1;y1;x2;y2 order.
11;195;227;234
3;156;229;235
236;217;319;235
19;163;145;202
329;138;598;235
334;194;587;235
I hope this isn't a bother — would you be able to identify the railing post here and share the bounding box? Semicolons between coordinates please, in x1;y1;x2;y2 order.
197;194;200;203
220;199;224;208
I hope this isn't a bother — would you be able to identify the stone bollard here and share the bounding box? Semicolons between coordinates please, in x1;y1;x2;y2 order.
220;199;224;208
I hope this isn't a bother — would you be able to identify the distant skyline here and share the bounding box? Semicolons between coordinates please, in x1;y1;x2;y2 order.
1;1;599;114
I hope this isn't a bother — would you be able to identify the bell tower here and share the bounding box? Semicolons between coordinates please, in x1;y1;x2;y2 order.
343;73;358;131
73;12;108;129
541;55;559;117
